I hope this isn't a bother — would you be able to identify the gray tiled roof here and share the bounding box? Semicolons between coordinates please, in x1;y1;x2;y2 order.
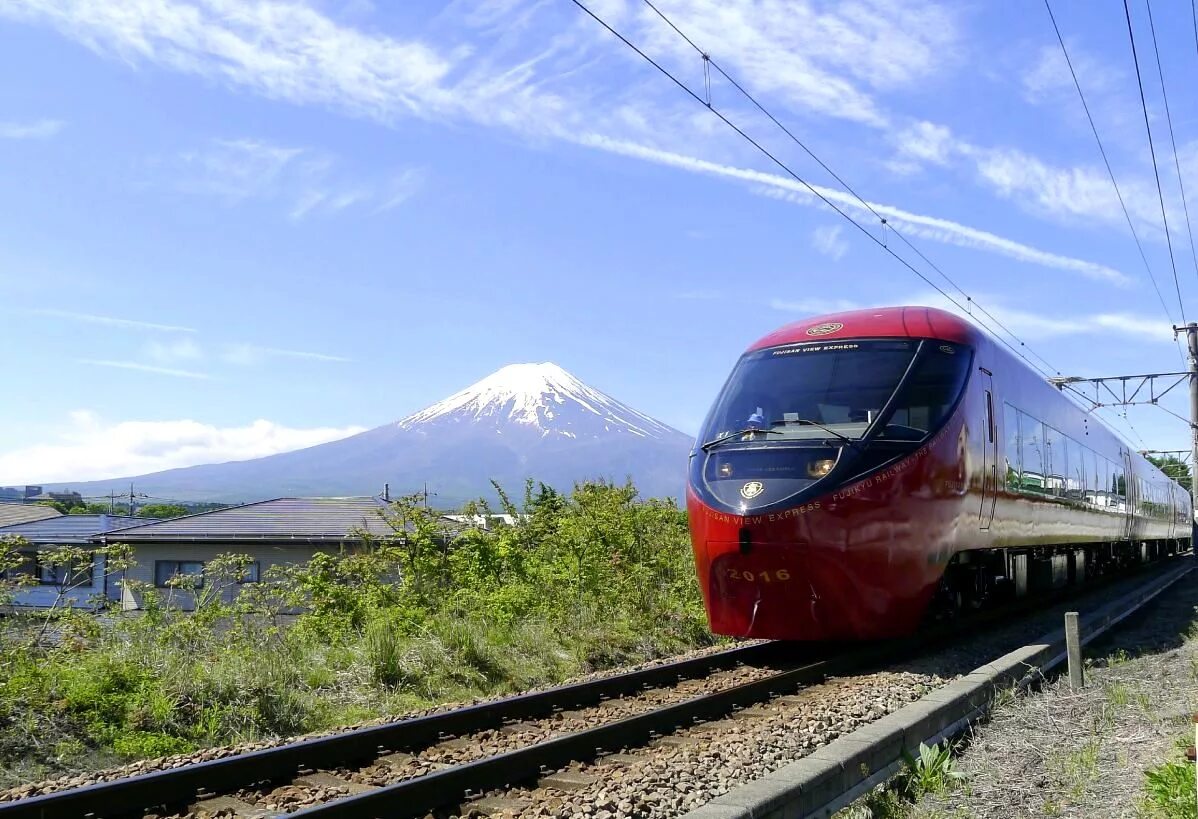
99;497;398;542
0;503;62;528
0;514;141;543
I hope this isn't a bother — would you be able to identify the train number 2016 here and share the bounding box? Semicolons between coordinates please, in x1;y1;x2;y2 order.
725;568;791;583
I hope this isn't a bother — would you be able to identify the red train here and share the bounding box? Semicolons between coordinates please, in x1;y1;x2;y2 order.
687;306;1193;641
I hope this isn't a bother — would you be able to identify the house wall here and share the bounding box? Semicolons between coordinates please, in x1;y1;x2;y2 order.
114;542;342;611
9;553;107;610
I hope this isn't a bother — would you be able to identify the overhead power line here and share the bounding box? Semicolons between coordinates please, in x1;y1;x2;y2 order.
1144;0;1198;291
1122;0;1188;325
568;0;1060;379
1043;0;1180;341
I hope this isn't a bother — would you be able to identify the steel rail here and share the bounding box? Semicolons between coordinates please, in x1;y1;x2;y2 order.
0;641;787;819
289;647;890;819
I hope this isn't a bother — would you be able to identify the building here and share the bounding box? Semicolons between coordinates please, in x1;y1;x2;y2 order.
21;486;83;506
0;514;140;608
0;502;61;528
93;497;413;610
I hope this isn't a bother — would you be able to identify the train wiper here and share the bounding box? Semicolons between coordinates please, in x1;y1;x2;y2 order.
700;428;784;451
771;417;860;449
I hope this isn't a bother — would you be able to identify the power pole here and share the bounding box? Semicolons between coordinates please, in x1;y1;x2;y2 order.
129;483;135;517
1182;323;1198;514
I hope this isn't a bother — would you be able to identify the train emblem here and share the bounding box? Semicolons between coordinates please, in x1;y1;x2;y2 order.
806;322;843;336
740;481;764;499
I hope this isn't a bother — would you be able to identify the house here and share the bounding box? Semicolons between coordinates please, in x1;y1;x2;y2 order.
0;502;61;528
0;514;140;609
93;497;418;610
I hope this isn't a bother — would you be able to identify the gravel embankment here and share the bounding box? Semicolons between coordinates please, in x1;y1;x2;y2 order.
458;562;1195;819
906;568;1198;819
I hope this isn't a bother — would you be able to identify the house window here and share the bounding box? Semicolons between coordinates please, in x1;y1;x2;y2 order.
3;553;35;581
155;560;204;588
37;555;94;587
238;561;260;584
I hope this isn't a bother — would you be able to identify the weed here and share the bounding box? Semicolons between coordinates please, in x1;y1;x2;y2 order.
1107;681;1131;708
1140;760;1197;818
900;742;967;799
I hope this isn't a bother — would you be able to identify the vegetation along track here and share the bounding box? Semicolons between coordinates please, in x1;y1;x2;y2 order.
0;639;849;819
5;558;1189;819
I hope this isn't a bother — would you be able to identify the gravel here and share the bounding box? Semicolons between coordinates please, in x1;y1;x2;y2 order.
0;640;761;802
457;561;1195;819
905;566;1198;819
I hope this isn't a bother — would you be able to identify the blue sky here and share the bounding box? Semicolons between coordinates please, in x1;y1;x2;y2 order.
2;0;1197;483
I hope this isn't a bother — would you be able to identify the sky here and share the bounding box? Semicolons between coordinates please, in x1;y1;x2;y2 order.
2;0;1198;484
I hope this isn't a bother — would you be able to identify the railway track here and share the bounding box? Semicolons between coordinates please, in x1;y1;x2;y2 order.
5;558;1189;819
0;639;878;819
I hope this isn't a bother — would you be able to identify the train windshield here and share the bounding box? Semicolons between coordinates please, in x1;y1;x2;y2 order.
698;339;969;447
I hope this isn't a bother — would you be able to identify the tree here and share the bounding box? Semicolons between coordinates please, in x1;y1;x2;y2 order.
1146;454;1192;492
136;504;189;519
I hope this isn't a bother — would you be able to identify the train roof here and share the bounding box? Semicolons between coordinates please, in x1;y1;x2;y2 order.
747;306;983;351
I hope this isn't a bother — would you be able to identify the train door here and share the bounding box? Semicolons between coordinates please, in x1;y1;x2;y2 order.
979;369;997;529
1121;450;1135;541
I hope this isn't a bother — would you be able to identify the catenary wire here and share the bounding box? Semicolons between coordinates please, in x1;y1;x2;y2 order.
1044;0;1182;352
1122;0;1188;325
568;0;1057;380
1144;0;1198;292
637;0;1062;377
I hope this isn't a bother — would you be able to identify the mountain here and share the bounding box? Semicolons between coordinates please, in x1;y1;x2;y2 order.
42;363;695;504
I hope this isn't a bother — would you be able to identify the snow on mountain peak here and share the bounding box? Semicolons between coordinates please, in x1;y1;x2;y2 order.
398;362;679;440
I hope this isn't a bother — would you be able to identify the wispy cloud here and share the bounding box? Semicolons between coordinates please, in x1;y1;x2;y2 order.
32;308;196;333
146;338;203;364
173;137;422;219
0;411;365;483
811;224;849;260
79;359;211;379
581;134;1131;286
770;297;862;314
0;118;64;139
223;344;351;366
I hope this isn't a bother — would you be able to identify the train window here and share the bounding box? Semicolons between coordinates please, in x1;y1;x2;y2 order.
1003;403;1020;491
1019;412;1045;494
697;339;918;445
1045;426;1066;498
885;344;972;437
1067;440;1086;503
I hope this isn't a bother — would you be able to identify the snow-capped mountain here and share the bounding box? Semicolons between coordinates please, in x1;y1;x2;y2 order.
400;362;679;440
44;363;695;503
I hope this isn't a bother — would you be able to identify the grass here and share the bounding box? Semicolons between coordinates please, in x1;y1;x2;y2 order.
1140;759;1197;819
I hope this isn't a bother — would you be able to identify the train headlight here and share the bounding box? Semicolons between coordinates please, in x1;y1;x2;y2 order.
718;462;733;478
807;458;835;478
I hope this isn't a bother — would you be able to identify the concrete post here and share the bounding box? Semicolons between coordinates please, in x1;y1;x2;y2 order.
1065;611;1083;690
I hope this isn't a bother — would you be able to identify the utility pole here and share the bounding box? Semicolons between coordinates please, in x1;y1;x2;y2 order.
129;483;135;517
1181;323;1198;514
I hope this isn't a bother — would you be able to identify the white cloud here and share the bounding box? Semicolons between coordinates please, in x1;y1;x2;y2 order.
909;292;1174;344
770;297;862;314
223;344;351;365
0;118;64;138
79;359;210;379
581;133;1132;286
636;0;958;127
811;224;848;260
0;412;366;483
146;338;203;364
31;308;196;333
173;137;423;219
892;120;957;167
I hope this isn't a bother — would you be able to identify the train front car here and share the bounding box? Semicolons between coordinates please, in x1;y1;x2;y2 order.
687;307;986;641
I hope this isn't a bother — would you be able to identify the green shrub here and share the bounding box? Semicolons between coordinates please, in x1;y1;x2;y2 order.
1142;760;1197;818
0;479;713;780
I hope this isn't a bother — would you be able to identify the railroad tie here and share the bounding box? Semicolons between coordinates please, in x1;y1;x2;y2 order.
292;772;376;794
189;795;275;818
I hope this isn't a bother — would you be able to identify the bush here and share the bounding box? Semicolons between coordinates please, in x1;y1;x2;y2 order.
0;479;713;783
